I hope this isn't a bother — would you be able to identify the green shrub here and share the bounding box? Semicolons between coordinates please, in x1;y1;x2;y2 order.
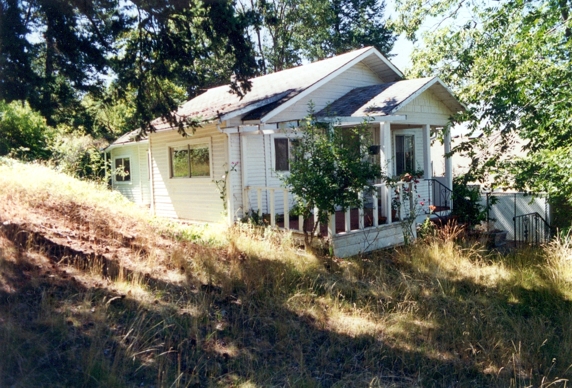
48;126;108;181
0;100;53;160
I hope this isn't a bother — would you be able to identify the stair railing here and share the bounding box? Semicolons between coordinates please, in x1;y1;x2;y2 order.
513;212;552;247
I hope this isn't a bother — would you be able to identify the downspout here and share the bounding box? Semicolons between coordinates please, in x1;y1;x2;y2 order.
221;123;235;225
149;135;156;216
238;127;244;219
261;123;269;214
138;145;144;204
104;150;108;188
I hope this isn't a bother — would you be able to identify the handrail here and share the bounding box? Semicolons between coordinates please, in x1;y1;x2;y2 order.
513;212;552;246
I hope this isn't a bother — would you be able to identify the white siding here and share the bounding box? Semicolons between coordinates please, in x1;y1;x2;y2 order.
150;124;226;222
110;142;150;206
332;223;404;258
228;133;244;220
396;88;452;126
270;62;383;123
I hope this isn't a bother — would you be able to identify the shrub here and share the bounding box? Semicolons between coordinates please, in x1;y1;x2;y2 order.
0;100;53;160
48;126;108;181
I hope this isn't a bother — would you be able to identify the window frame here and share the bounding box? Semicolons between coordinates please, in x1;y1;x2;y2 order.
273;137;291;172
114;156;132;184
394;134;416;176
168;138;212;179
272;135;300;174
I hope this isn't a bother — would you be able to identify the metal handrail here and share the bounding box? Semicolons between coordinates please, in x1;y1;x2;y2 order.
513;212;552;246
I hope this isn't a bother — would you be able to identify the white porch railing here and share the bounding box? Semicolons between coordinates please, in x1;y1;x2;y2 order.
243;181;421;238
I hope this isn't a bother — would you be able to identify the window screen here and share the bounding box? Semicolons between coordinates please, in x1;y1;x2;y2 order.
275;138;289;171
114;157;131;182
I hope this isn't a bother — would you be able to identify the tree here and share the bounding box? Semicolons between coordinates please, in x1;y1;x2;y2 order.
242;0;396;74
298;0;396;61
0;0;257;136
0;0;36;102
393;0;572;203
0;100;53;160
113;0;257;135
281;112;382;248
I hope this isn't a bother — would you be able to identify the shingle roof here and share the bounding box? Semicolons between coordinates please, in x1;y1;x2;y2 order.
316;77;437;117
105;129;147;150
150;46;401;130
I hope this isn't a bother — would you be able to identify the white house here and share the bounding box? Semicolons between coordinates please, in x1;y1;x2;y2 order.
107;47;465;257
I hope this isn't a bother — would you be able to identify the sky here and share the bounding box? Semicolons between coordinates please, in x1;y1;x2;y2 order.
385;0;419;73
389;35;415;72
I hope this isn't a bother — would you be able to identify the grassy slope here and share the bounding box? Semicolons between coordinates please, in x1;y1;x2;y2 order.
1;158;572;387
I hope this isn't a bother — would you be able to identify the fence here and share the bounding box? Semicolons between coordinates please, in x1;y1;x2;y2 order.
480;192;550;241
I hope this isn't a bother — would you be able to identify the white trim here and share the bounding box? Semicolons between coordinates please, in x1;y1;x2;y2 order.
220;124;277;134
318;115;407;126
218;91;293;122
225;132;233;224
369;49;405;80
166;137;213;180
390;77;466;115
422;124;432;180
260;48;396;123
106;139;148;151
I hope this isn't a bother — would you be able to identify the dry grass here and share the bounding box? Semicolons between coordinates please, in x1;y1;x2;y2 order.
1;158;572;387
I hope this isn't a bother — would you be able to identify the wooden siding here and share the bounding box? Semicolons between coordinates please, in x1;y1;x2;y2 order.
271;62;383;123
150;124;226;222
396;88;452;126
332;223;404;258
110;143;150;206
228;133;244;220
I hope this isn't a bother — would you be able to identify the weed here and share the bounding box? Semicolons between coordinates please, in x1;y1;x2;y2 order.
1;158;572;387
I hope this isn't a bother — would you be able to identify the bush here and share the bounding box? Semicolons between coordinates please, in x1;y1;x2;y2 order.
48;126;108;181
0;100;53;160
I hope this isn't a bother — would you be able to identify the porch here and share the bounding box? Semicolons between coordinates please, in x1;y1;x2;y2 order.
243;179;453;258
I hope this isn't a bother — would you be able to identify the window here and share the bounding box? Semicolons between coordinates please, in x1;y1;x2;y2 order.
395;135;415;175
274;138;290;171
114;157;131;182
170;143;210;178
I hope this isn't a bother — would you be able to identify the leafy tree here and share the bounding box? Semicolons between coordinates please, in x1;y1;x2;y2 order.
0;100;53;160
299;0;396;61
1;0;257;136
0;0;36;102
113;1;257;135
281;112;382;248
392;0;572;203
242;0;396;74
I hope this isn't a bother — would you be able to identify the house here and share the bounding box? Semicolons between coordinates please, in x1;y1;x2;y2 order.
107;47;465;257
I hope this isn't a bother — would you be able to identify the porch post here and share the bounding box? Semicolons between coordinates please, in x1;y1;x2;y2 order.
423;124;432;180
379;122;393;221
444;125;453;191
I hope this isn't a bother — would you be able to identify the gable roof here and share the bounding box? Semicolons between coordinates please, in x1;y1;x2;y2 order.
316;77;466;118
151;46;403;130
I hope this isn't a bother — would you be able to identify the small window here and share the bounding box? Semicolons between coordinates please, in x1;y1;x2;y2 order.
395;135;415;175
114;157;131;182
170;143;210;178
274;138;290;171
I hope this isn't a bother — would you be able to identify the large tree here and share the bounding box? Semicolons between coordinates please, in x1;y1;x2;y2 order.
0;0;257;134
242;0;396;74
393;0;572;202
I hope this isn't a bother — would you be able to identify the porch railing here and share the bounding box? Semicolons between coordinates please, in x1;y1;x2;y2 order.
244;182;416;237
513;212;552;246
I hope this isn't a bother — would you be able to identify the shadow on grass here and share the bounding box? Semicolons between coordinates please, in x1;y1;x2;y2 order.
2;224;572;387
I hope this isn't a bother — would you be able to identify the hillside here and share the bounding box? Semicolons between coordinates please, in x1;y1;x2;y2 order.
1;158;572;387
